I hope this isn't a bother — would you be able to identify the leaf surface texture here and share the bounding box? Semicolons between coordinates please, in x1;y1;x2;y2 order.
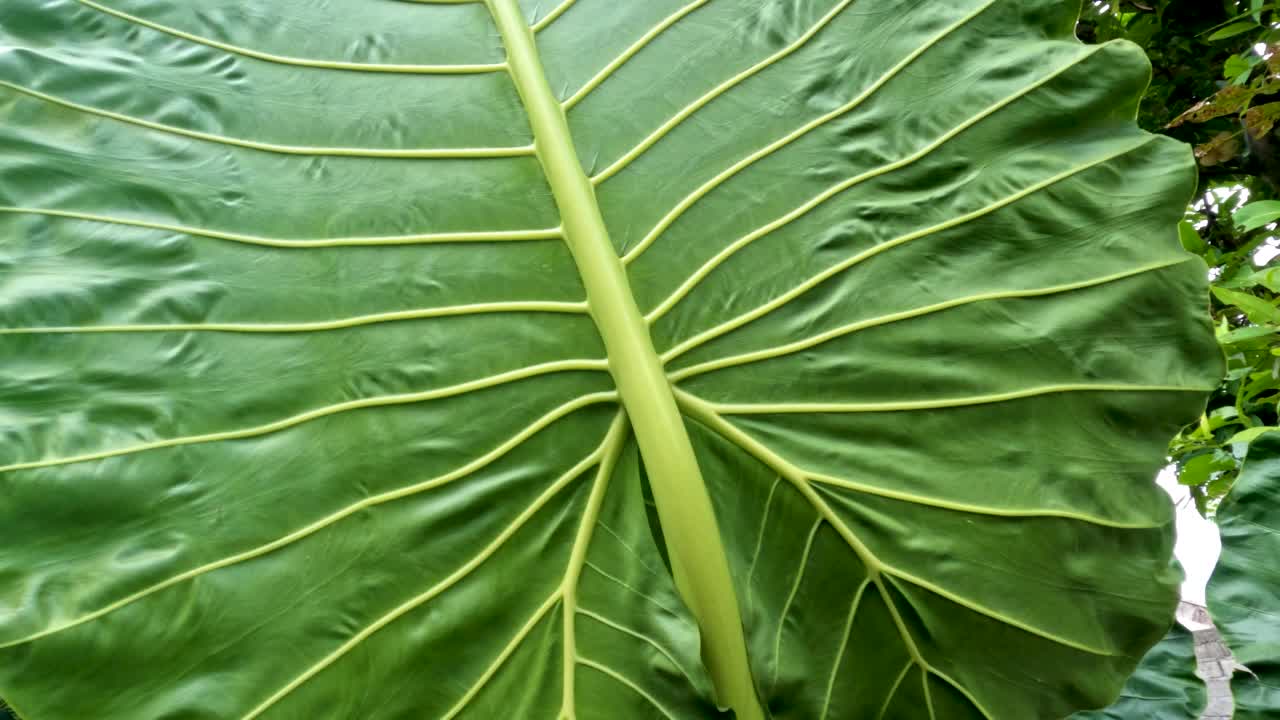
0;0;1220;718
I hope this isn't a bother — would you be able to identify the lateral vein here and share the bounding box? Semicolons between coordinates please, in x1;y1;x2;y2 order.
574;608;701;688
531;0;580;32
0;81;533;158
819;579;871;720
666;258;1194;380
576;657;678;720
0;302;589;335
0;207;562;248
769;516;823;692
881;571;1119;656
561;0;711;110
804;472;1165;529
699;383;1213;415
440;591;564;720
0;361;609;474
559;411;629;719
744;476;783;588
876;661;916;720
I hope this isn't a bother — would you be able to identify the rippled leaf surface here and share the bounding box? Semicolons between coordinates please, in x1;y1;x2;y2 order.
1210;432;1280;720
0;1;1220;718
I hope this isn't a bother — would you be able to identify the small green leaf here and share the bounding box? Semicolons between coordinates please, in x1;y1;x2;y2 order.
1226;54;1260;84
1229;426;1280;444
1256;267;1280;293
1214;286;1280;324
1234;200;1280;231
1180;453;1234;485
1219;324;1278;345
1210;21;1263;42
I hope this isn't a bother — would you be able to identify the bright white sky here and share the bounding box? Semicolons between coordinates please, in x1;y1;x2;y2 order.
1157;467;1222;605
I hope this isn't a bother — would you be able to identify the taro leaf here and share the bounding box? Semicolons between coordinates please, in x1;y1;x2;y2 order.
0;1;1221;718
1068;624;1206;720
1209;431;1280;720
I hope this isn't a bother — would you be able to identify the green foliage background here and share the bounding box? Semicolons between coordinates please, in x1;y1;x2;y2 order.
1081;0;1280;514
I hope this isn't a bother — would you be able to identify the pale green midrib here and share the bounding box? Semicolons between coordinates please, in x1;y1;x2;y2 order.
484;2;763;717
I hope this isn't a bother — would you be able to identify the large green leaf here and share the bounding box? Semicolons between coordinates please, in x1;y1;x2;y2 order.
1210;431;1280;719
0;1;1220;718
1069;623;1206;720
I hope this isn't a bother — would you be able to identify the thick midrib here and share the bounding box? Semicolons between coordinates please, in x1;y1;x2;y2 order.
485;2;761;717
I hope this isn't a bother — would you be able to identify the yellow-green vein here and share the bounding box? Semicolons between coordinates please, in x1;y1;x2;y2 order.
698;383;1213;416
440;590;564;720
574;608;700;688
745;476;783;588
1;301;589;335
923;667;937;720
880;569;1120;656
769;517;823;692
820;579;871;720
0;82;533;158
560;411;629;719
576;658;677;720
805;471;1165;530
531;0;580;32
666;259;1194;381
0;207;562;248
877;660;915;720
